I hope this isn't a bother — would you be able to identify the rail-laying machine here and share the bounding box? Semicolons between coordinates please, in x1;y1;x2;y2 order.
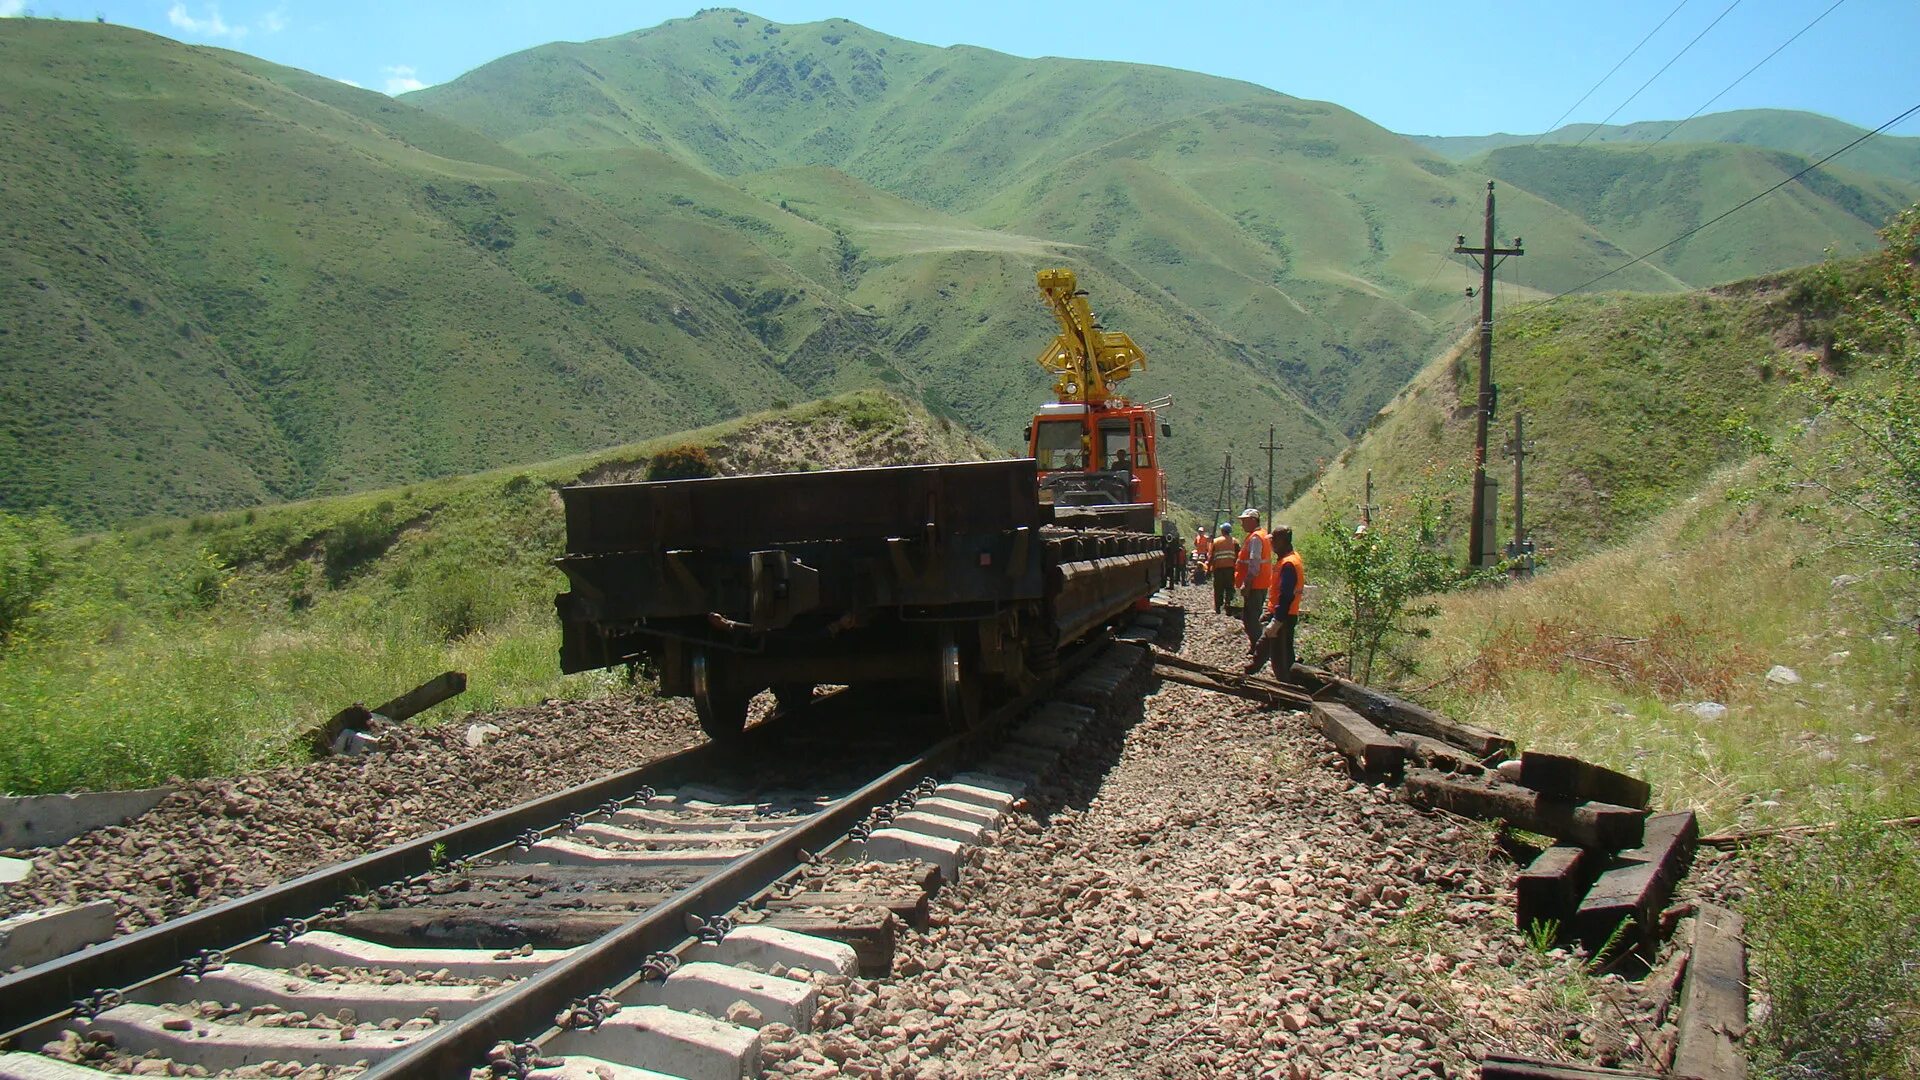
554;270;1170;740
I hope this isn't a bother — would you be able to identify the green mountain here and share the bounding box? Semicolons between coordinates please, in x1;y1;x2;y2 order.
1407;108;1920;188
6;13;1901;529
0;19;875;528
1468;143;1918;286
407;9;1689;437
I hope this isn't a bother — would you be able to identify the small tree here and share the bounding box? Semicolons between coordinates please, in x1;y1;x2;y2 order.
1306;485;1460;684
1737;204;1920;618
646;444;716;482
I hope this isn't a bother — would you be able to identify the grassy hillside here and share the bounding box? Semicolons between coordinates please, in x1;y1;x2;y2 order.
1472;143;1917;285
1408;108;1920;188
7;13;1895;529
0;20;885;527
407;10;1697;437
1287;270;1840;559
0;391;991;794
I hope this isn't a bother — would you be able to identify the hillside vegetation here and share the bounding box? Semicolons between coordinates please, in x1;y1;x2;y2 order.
0;391;989;795
1288;269;1843;560
1471;143;1916;285
5;13;1906;530
1285;214;1920;1076
1409;108;1920;188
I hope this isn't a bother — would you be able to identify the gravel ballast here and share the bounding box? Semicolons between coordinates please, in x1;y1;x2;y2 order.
2;695;703;934
763;587;1671;1079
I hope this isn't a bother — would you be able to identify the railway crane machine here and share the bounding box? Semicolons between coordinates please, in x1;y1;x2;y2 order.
1025;268;1170;523
552;271;1167;741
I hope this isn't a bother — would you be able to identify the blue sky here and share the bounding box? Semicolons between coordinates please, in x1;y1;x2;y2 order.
9;1;1918;138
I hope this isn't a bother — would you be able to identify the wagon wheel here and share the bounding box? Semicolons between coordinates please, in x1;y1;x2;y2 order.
691;651;751;744
938;627;984;731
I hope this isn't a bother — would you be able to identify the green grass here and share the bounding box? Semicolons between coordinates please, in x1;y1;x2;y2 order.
1289;272;1840;561
1746;820;1920;1079
0;391;991;794
1398;465;1919;830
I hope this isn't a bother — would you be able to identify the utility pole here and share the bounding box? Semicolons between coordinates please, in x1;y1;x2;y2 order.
1505;412;1536;578
1213;453;1233;533
1243;475;1256;515
1362;470;1375;529
1258;425;1281;530
1453;180;1524;570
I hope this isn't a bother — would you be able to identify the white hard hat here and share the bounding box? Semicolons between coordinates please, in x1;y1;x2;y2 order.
1239;508;1259;520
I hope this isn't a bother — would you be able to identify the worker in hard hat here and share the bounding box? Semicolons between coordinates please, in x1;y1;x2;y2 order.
1209;522;1239;615
1244;525;1306;680
1233;509;1273;648
1192;527;1211;587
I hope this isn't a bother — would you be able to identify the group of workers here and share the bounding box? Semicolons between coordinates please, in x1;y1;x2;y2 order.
1190;510;1305;678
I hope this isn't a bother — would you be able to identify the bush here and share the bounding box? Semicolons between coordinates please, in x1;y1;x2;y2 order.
322;506;402;587
1304;483;1461;684
0;511;70;644
1747;820;1920;1079
646;444;716;481
1739;205;1920;621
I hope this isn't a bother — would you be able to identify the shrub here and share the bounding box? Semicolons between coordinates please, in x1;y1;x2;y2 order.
646;444;716;481
1304;483;1461;684
322;513;398;587
0;511;70;644
1747;820;1920;1079
1738;205;1920;624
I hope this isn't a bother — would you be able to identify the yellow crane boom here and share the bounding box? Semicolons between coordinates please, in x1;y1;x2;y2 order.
1034;268;1146;405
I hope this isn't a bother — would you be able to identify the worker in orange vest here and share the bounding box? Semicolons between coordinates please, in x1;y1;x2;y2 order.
1244;525;1306;679
1208;523;1238;614
1233;509;1274;647
1192;527;1211;588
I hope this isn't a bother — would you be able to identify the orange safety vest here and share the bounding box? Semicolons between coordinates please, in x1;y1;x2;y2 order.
1235;527;1274;590
1194;533;1211;562
1209;535;1239;569
1266;550;1306;616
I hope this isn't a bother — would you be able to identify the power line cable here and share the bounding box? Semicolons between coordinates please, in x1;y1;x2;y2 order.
1574;0;1745;147
1534;0;1693;145
1524;101;1920;308
1645;0;1848;150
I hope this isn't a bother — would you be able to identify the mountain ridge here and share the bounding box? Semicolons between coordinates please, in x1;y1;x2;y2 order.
4;12;1909;528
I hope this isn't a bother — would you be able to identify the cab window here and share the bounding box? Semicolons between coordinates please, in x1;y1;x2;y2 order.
1131;418;1153;466
1032;420;1087;470
1099;420;1131;471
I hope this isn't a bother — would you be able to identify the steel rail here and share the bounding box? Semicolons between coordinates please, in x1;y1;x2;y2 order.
360;742;953;1077
0;732;771;1040
363;639;1108;1077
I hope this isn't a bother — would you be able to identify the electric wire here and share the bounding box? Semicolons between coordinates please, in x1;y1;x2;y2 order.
1574;0;1745;147
1533;0;1693;145
1521;101;1920;309
1644;0;1849;151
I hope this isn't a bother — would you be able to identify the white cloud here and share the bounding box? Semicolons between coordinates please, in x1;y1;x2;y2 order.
258;7;287;33
334;76;363;88
0;0;26;16
167;3;247;40
382;65;428;95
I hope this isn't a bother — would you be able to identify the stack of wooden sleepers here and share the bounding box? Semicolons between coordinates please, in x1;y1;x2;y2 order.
1235;660;1745;1080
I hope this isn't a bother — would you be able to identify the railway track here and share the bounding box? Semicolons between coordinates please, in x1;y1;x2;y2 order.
0;631;1148;1080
